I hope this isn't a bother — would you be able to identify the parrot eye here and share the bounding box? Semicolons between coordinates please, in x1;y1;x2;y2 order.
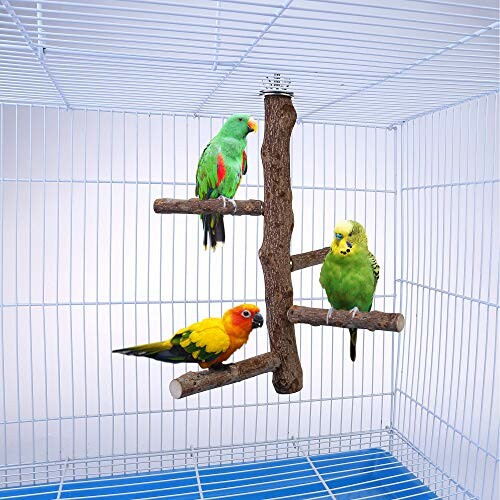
336;233;343;240
238;117;243;122
349;232;353;237
242;310;251;318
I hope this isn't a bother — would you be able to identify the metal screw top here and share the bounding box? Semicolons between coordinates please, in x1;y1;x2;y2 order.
260;73;293;96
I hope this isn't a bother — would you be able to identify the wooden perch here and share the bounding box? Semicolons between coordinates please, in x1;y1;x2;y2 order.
259;93;303;394
153;198;264;216
291;246;330;272
169;352;280;399
287;305;405;332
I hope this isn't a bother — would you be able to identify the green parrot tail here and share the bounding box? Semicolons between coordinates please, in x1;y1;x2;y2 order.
349;328;357;362
202;214;225;250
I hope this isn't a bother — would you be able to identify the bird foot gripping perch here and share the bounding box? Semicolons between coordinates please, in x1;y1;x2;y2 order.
288;306;405;333
218;195;237;213
326;306;359;324
326;306;336;323
349;307;359;318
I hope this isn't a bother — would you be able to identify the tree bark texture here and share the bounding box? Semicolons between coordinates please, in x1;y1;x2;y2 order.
258;94;303;394
169;352;280;399
154;198;264;216
287;305;405;332
290;246;331;272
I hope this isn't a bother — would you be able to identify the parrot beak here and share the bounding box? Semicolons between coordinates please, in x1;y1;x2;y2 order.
339;240;352;256
247;118;258;133
252;312;264;329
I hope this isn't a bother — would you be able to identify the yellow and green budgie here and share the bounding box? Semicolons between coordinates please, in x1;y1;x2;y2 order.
319;220;380;362
196;114;258;249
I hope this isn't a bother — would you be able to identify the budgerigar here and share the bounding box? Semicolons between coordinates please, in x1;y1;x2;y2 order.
196;114;258;249
319;220;379;362
113;304;263;369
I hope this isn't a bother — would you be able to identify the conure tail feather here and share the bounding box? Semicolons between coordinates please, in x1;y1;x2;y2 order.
113;337;193;363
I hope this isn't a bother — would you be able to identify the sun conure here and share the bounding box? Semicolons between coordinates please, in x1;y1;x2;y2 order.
113;304;263;369
195;114;258;249
319;220;380;362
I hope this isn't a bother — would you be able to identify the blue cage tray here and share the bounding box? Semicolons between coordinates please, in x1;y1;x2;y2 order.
0;447;438;499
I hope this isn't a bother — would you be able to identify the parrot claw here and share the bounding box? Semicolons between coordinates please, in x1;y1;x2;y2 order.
218;195;227;208
326;307;335;323
349;307;359;318
217;195;237;213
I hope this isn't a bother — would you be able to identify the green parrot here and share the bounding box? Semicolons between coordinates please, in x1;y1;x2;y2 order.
195;114;258;249
319;220;380;362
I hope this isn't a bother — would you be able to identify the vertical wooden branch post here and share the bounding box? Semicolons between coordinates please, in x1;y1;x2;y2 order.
259;93;303;394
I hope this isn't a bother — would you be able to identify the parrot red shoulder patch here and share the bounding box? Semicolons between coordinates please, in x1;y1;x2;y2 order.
216;153;226;187
242;150;247;175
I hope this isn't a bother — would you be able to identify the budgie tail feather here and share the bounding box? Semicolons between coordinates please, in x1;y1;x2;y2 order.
349;328;357;362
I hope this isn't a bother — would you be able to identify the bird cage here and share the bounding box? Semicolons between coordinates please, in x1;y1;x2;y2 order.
0;1;498;499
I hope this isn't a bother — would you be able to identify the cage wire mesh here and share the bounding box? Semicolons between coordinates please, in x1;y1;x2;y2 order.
0;0;499;499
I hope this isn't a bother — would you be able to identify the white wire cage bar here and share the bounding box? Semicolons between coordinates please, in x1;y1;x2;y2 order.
394;92;499;500
0;0;498;126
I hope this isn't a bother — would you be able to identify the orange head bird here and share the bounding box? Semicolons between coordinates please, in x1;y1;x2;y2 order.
113;304;264;369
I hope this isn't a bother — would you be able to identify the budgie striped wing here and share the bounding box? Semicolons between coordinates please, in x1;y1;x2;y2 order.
368;251;380;288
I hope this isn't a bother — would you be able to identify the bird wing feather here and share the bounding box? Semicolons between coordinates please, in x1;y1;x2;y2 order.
319;251;331;289
195;140;220;199
368;251;380;288
177;319;231;362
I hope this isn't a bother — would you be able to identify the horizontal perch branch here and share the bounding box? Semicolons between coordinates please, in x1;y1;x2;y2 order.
169;352;280;399
154;198;264;216
288;305;405;332
290;246;330;272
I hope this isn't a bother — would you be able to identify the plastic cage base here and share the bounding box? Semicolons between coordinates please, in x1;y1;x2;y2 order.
0;447;439;499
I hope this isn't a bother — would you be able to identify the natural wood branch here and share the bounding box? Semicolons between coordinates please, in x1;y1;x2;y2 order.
259;93;303;394
287;305;405;332
153;198;264;216
291;247;330;272
169;352;280;399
